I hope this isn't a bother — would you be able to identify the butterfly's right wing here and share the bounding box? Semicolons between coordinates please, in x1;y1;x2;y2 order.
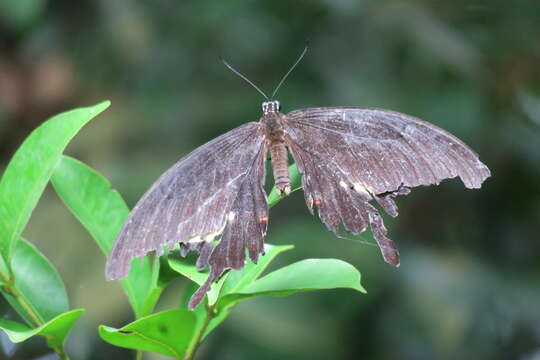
106;122;268;307
282;107;490;266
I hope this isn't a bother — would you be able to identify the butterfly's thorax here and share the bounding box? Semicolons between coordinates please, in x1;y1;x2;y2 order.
261;101;291;195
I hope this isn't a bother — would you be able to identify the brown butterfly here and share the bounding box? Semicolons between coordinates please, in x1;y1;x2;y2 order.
106;49;490;309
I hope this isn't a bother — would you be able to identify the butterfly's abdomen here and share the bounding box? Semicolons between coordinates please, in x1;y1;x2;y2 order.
270;140;290;195
264;113;291;195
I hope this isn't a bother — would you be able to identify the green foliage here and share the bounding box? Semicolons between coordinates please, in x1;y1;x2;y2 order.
0;102;110;358
218;244;295;297
99;310;197;358
105;245;364;359
0;104;366;359
0;309;84;355
3;238;68;325
216;258;366;310
51;156;156;318
0;101;110;263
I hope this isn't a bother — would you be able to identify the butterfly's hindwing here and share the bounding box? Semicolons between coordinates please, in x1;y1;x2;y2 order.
188;143;268;308
106;122;268;308
283;107;490;265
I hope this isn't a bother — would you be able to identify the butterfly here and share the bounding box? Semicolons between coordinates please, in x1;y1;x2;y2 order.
106;50;490;310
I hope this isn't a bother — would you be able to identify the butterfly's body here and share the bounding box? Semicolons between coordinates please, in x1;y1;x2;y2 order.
262;100;291;196
107;98;490;310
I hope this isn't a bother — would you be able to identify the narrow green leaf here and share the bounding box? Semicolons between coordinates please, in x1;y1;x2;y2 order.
167;257;209;288
217;259;366;309
167;256;228;305
1;238;68;325
51;156;153;318
245;258;366;293
171;243;293;335
169;244;293;308
219;244;294;296
172;245;293;341
51;156;126;255
0;101;110;263
99;309;196;358
137;256;179;318
0;309;84;353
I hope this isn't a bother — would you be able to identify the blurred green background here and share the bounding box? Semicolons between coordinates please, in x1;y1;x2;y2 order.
1;0;539;359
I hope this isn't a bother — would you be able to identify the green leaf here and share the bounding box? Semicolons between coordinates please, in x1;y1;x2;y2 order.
170;244;294;335
0;309;84;353
99;309;197;359
0;101;110;264
1;238;68;325
217;259;366;308
167;257;211;288
167;256;228;305
219;244;294;297
51;156;127;255
51;155;154;318
137;256;179;318
169;244;294;308
267;163;303;207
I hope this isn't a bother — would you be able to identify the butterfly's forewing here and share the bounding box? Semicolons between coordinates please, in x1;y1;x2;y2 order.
283;107;490;265
106;122;268;308
188;140;268;308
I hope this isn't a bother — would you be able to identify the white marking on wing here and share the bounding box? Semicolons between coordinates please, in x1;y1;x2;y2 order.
203;220;227;242
353;183;373;197
188;235;203;243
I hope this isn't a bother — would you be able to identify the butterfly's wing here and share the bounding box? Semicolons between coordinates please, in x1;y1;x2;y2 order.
106;122;268;309
283;107;490;265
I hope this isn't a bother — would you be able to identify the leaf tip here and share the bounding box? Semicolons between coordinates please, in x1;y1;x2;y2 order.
357;284;367;294
90;100;112;115
97;325;115;336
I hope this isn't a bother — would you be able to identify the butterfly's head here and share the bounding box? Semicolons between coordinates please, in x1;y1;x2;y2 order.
262;100;280;115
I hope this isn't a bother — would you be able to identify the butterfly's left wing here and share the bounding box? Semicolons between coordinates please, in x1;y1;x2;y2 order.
283;107;490;266
106;122;268;309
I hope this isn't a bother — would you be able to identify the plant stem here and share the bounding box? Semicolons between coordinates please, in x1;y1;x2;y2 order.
136;350;143;360
0;269;43;327
183;303;216;360
54;345;70;360
1;268;69;360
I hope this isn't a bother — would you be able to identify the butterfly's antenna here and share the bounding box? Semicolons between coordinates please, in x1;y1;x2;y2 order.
221;57;269;100
270;46;308;100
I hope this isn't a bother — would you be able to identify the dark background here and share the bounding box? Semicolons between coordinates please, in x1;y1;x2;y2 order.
1;1;539;359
